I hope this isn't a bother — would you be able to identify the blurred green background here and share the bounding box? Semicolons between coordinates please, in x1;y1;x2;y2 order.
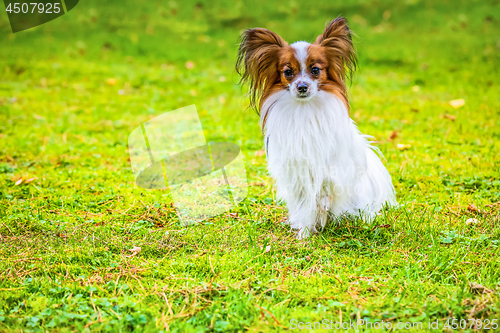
1;0;499;179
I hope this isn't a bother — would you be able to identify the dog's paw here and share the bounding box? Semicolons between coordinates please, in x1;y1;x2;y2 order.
295;226;317;239
319;195;333;211
296;228;310;239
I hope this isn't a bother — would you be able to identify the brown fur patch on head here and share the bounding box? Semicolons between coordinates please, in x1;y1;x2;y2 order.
236;28;288;112
305;44;329;80
257;46;301;128
276;46;300;87
313;17;357;111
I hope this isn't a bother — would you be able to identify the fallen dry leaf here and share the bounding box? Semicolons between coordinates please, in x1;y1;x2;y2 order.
389;130;398;141
397;143;411;150
467;204;479;212
25;177;37;184
466;218;479;225
14;178;23;185
305;255;311;261
265;245;271;252
128;246;141;257
106;78;117;85
449;98;465;108
469;282;493;294
255;149;265;157
185;61;195;69
443;114;456;121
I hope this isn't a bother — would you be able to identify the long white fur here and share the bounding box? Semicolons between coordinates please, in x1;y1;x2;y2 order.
261;44;397;238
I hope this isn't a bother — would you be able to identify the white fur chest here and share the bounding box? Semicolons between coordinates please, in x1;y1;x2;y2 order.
262;91;367;200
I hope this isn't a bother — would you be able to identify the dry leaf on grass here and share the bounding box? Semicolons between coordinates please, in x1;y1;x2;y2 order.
14;178;23;185
467;204;479;213
466;218;479;225
128;246;141;257
106;78;117;85
449;99;465;108
388;130;398;141
397;143;411;150
185;61;195;69
443;114;456;121
469;282;494;294
255;149;266;157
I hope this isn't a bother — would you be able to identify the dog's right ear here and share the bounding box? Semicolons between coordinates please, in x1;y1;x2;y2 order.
236;28;287;111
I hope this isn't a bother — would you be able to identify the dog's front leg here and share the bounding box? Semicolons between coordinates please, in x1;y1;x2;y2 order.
282;190;321;239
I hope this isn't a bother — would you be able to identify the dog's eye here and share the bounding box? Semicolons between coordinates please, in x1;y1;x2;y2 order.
311;67;320;75
284;69;293;77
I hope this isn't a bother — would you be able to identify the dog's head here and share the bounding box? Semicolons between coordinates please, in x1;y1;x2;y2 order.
236;17;357;114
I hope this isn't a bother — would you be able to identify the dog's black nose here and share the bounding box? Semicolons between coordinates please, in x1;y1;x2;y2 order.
297;83;309;93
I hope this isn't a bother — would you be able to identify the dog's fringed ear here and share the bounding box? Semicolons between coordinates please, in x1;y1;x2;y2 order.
315;17;357;84
236;28;287;112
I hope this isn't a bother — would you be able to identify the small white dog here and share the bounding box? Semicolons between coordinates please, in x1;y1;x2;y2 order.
237;18;397;238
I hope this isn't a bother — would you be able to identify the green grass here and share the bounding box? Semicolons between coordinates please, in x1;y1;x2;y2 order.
1;0;500;331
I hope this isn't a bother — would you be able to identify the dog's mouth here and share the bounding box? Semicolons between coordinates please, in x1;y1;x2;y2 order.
293;91;314;101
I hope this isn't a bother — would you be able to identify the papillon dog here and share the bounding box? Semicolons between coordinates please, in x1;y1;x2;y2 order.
237;17;397;238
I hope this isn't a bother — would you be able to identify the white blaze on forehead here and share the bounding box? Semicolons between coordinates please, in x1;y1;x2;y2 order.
291;41;311;72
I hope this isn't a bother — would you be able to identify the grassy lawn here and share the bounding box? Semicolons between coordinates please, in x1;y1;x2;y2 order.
1;0;499;331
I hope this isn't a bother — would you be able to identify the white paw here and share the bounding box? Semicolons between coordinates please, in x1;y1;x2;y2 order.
295;225;317;239
319;195;333;210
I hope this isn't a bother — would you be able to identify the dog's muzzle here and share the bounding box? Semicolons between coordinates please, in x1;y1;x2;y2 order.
296;82;309;98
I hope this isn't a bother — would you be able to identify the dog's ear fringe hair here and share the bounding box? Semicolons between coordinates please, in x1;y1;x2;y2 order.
236;28;287;114
315;16;358;85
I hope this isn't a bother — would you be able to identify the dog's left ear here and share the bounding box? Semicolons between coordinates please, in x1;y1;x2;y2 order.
314;17;357;83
